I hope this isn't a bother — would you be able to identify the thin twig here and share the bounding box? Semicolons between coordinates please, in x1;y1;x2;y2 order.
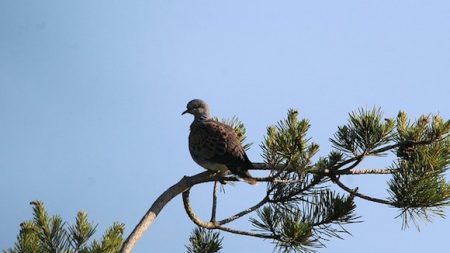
182;188;216;228
268;176;323;204
337;168;396;175
332;176;394;206
210;181;219;222
338;150;366;172
218;196;269;225
253;163;395;176
215;225;275;239
182;187;275;239
335;138;446;169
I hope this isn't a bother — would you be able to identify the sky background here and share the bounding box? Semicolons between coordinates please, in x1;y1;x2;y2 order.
1;1;450;252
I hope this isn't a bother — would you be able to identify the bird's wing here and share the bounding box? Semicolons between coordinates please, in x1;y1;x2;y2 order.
189;120;250;167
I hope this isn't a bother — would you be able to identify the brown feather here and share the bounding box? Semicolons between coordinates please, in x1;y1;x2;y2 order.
189;119;257;185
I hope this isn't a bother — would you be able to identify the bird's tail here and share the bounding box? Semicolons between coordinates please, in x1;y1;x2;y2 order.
238;170;258;185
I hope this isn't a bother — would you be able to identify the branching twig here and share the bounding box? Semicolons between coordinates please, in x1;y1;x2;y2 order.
331;176;394;206
253;163;395;176
268;176;323;204
335;138;446;170
182;187;275;239
337;168;396;175
338;150;366;172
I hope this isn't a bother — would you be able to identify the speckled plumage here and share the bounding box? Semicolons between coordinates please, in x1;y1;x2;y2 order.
183;99;257;185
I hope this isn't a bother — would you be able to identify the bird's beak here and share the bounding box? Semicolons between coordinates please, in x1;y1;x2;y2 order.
181;109;189;115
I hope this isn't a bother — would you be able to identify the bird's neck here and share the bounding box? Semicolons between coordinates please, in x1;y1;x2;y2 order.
191;114;211;129
194;113;210;123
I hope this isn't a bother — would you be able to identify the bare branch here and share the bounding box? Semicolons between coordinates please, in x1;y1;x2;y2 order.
215;225;275;239
210;181;219;222
252;163;395;176
182;187;275;239
337;168;396;175
338;150;366;172
218;196;269;225
331;176;394;206
182;188;216;228
268;177;324;204
120;171;217;253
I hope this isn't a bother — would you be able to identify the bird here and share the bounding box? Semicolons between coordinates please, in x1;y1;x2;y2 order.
182;99;257;185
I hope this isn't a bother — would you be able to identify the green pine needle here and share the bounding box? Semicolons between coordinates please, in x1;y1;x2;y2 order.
4;201;124;253
330;107;395;155
185;227;223;253
389;112;450;229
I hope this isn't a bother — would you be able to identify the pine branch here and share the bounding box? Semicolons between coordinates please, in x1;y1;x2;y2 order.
5;201;123;253
331;176;394;206
119;109;450;252
387;113;450;229
217;196;269;225
250;189;360;253
120;171;217;253
185;227;223;253
252;162;396;175
68;211;97;252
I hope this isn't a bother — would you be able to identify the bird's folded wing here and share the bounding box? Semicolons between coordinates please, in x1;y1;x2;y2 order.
190;120;247;166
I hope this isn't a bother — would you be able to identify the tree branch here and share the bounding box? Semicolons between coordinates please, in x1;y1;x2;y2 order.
182;187;275;239
252;163;395;175
120;171;216;253
334;137;447;170
268;176;323;204
338;150;366;172
210;181;219;222
217;196;269;225
337;168;396;175
120;164;396;252
331;176;394;206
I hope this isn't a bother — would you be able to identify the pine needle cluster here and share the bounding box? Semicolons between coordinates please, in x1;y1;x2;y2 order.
185;227;223;253
250;110;359;252
4;201;124;253
388;112;450;228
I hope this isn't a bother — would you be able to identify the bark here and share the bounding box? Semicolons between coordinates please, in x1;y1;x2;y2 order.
120;171;214;253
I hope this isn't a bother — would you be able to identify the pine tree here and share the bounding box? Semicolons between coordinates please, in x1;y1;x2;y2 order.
122;108;450;253
185;227;223;253
4;201;124;253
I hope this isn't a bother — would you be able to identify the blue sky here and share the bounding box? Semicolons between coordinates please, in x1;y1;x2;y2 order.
1;1;449;252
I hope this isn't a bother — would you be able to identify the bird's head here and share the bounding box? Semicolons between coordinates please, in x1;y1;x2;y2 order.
182;99;211;118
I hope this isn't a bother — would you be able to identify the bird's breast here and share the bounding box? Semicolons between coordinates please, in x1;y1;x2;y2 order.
191;154;229;172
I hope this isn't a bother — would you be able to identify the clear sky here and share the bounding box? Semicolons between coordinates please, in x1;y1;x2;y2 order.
1;1;449;252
